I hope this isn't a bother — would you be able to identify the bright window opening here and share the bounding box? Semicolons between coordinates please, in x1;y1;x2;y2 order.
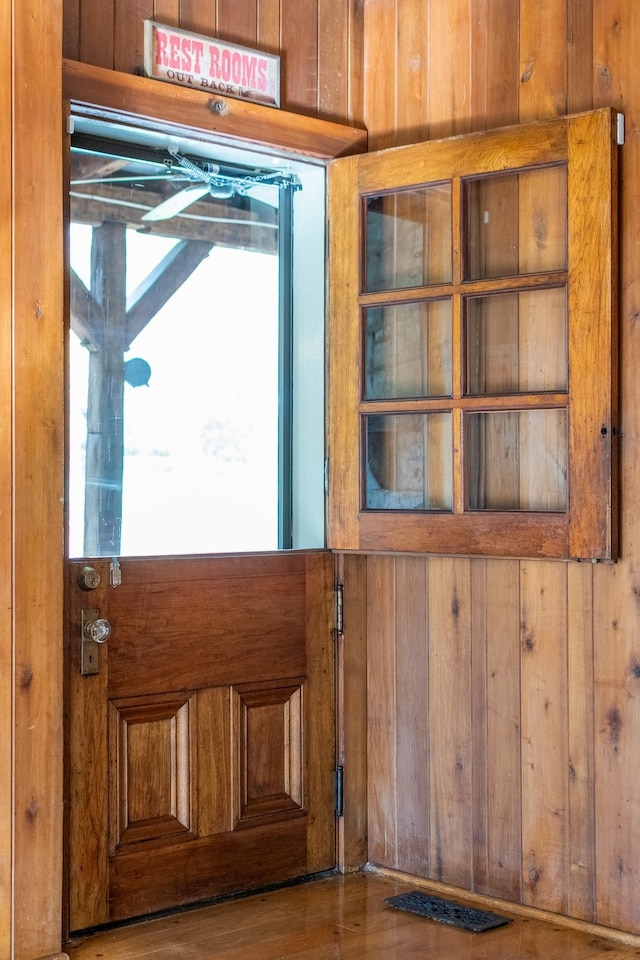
68;121;325;558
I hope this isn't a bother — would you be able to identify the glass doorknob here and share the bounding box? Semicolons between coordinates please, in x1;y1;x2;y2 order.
83;616;111;644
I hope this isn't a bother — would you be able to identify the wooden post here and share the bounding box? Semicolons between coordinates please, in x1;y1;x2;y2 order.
83;223;127;557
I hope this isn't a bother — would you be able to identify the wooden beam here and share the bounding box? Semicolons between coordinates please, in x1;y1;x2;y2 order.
70;186;278;251
125;239;213;345
63;59;367;160
84;221;127;557
70;268;104;350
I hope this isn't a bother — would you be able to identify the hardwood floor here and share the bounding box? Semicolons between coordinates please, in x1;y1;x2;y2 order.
66;872;640;960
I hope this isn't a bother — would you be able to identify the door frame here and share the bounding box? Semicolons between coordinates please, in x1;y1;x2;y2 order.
62;60;367;941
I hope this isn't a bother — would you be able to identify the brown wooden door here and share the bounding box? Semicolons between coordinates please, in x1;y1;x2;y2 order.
67;550;335;932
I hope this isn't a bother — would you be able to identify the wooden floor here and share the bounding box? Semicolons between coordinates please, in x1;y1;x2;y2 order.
65;873;640;960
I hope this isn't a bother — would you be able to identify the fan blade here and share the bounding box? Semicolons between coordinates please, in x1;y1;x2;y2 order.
142;184;209;222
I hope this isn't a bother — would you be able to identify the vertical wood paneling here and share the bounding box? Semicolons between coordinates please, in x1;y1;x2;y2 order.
338;554;368;871
471;0;520;129
361;0;638;934
567;562;595;922
567;0;593;112
519;561;568;913
363;0;396;149
470;562;489;892
318;0;350;123
179;0;216;35
518;0;567;121
63;0;363;126
396;0;428;145
114;0;153;74
64;0;80;58
257;0;281;52
153;0;180;25
13;0;65;954
367;556;397;866
280;0;319;114
428;558;472;887
79;0;114;67
0;0;11;951
426;0;472;139
347;0;364;127
485;560;522;900
217;0;258;45
304;551;336;873
395;557;429;875
592;1;640;932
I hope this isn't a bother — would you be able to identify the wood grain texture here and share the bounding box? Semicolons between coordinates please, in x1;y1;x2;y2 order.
471;0;520;129
216;0;258;45
427;0;472;139
366;556;397;867
520;561;568;913
65;873;640;960
428;558;472;888
592;2;640;931
0;0;12;951
360;2;634;932
395;557;429;875
280;0;319;114
12;0;65;955
67;553;334;930
519;0;567;121
363;0;396;149
153;0;180;25
63;0;365;129
303;552;336;874
114;0;153;74
566;562;595;922
63;59;366;160
179;0;216;35
337;554;368;872
257;0;280;53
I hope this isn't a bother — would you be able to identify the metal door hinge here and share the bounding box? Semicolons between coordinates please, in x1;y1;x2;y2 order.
336;582;344;638
335;765;344;818
617;112;625;146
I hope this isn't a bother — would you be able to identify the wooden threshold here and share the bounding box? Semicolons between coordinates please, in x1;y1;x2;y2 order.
65;872;640;959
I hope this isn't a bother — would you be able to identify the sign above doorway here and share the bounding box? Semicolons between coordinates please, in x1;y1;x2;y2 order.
143;20;280;108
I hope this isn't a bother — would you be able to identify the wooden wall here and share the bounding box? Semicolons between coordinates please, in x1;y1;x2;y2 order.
62;0;364;125
51;0;640;946
1;2;65;959
362;0;640;936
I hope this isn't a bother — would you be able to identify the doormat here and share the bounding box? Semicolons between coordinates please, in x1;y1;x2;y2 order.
384;891;512;933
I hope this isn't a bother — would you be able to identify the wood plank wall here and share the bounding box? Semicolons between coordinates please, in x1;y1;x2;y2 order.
63;0;364;124
1;2;65;959
62;0;640;940
362;0;640;936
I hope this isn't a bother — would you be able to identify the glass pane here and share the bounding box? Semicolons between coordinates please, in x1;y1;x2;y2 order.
365;413;453;510
68;131;325;558
364;183;452;291
466;287;567;395
364;299;452;399
466;409;567;511
465;165;567;280
70;227;280;556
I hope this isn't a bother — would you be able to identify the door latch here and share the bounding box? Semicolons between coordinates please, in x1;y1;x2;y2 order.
80;607;112;676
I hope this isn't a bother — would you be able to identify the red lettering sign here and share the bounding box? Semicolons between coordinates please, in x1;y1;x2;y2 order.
145;21;280;107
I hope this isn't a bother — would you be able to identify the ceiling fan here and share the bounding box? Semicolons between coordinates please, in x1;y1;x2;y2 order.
70;136;301;225
141;148;300;222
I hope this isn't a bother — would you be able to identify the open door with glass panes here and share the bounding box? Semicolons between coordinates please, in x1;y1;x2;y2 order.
328;108;618;561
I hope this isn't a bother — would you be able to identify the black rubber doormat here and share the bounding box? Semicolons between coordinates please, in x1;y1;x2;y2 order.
384;891;512;933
